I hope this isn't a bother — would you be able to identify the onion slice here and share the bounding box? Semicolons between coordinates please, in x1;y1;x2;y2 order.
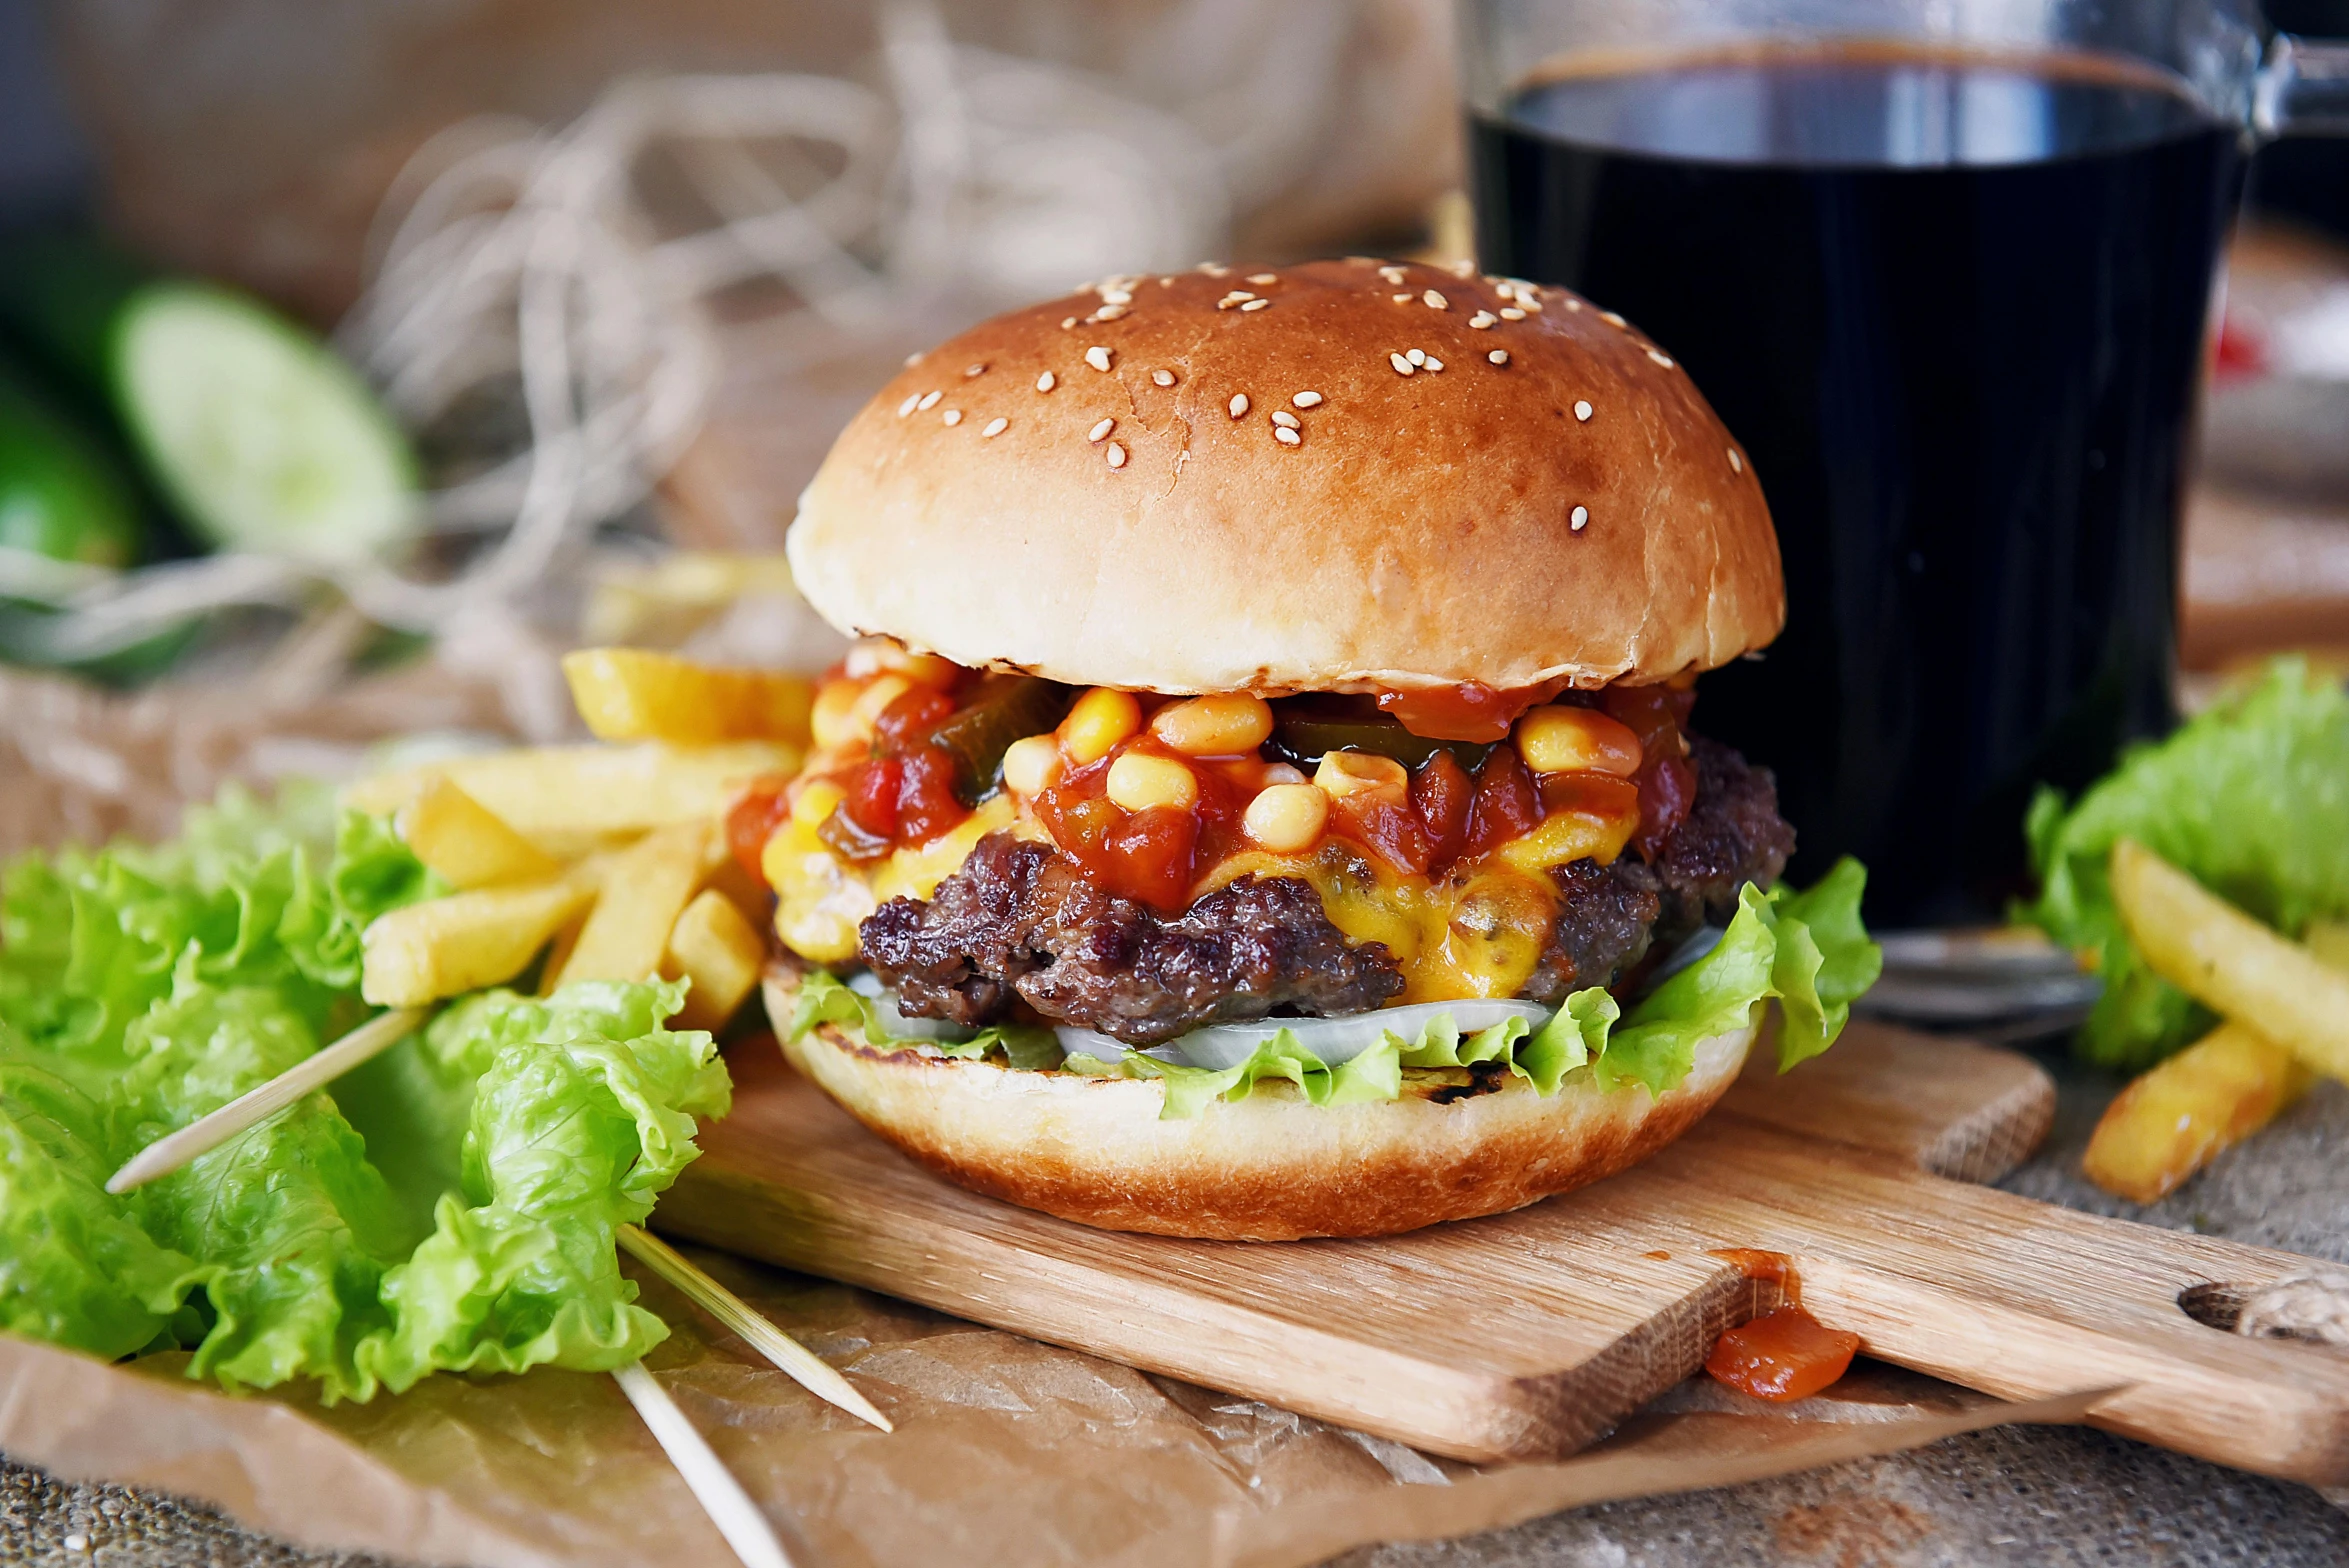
846;971;974;1043
1057;998;1551;1071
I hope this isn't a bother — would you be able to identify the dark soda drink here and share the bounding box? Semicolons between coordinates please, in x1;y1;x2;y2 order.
1471;45;2244;926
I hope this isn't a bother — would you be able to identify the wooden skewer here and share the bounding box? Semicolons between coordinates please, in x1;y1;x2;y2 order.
107;1007;432;1194
618;1223;893;1432
612;1360;795;1568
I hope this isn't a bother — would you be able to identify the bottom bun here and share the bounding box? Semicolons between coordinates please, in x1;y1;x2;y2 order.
763;966;1753;1241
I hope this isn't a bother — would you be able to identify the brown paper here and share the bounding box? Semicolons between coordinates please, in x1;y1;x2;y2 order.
0;1241;2099;1568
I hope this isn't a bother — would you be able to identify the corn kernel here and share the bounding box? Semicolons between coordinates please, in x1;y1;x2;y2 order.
1105;752;1199;812
791;778;847;829
1244;783;1329;852
1001;734;1063;796
810;679;864;751
1314;751;1409;801
1515;706;1643;776
1060;687;1142;765
839;673;913;745
1150;693;1274;756
845;637;960;689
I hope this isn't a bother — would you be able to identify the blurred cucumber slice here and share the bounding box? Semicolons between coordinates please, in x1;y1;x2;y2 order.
115;284;417;561
0;235;418;564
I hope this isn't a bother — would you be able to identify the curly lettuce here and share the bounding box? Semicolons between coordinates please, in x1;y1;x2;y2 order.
2018;659;2349;1067
0;787;730;1400
794;860;1879;1119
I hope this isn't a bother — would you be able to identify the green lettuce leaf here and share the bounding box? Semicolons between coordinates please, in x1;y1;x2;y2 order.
808;862;1880;1118
0;785;731;1403
792;968;1062;1071
0;1026;206;1360
357;980;729;1395
2016;658;2349;1067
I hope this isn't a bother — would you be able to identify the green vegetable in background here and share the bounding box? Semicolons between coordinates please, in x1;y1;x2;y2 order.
795;859;1881;1119
0;356;142;572
2018;658;2349;1068
0;787;732;1399
0;233;418;565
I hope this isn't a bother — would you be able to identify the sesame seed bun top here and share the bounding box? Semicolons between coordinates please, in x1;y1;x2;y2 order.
785;258;1785;695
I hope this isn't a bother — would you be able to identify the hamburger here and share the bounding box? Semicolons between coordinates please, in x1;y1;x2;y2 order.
738;257;1875;1241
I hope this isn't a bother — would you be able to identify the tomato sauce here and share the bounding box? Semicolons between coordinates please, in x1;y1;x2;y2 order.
1702;1249;1861;1402
1376;677;1571;742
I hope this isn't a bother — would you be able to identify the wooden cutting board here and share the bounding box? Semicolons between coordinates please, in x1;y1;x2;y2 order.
658;1018;2349;1484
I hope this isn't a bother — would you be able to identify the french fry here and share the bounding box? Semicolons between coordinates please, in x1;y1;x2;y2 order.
2110;838;2349;1082
553;820;715;989
363;867;599;1007
396;777;560;889
2082;1022;2312;1202
562;648;815;747
664;889;765;1033
345;741;797;836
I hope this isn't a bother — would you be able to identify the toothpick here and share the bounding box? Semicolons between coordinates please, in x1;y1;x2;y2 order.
107;1007;432;1194
618;1223;893;1432
612;1360;795;1568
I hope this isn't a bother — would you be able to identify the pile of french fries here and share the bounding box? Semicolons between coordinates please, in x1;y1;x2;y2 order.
343;648;811;1035
2084;840;2349;1202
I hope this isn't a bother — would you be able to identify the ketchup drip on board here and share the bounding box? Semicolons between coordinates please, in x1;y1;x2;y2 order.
1703;1249;1861;1403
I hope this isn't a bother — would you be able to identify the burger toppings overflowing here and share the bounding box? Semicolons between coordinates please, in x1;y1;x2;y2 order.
744;640;1823;1082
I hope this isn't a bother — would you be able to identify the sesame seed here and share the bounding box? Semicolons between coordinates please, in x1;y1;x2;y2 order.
1153;369;1177;386
1106;442;1128;469
1390;353;1416;375
1229;393;1250;417
1274;426;1302;446
904;352;923;367
1564;297;1584;312
1085;346;1112;372
983;417;1009;437
1292;390;1323;408
1061;317;1078;329
1089;417;1116;442
1392;293;1414;304
916;390;942;410
1240;298;1270;312
1271;409;1300;429
1094;303;1130;321
1602;310;1627;327
1424;355;1445;372
1406;348;1427;366
1468;311;1496;329
1247;272;1278;284
1729;449;1743;472
1220;290;1257;306
1101;288;1133;305
1488;349;1509;365
1450;258;1476;277
943;409;963;425
1423;289;1448;309
1647;349;1675;368
1036;371;1057;392
896;393;921;417
965;363;987;377
1200;262;1231;277
1574;400;1593;421
1500;307;1526;321
1519;298;1545;313
1571;505;1589;530
1379;265;1407;283
1159;276;1175;286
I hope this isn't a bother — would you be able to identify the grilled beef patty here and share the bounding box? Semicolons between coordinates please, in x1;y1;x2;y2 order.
860;733;1793;1044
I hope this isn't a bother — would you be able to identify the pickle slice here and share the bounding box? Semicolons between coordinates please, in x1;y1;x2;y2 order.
930;675;1076;800
1271;700;1495;772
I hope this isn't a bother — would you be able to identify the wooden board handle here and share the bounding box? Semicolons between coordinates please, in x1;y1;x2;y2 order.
1652;1124;2349;1485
